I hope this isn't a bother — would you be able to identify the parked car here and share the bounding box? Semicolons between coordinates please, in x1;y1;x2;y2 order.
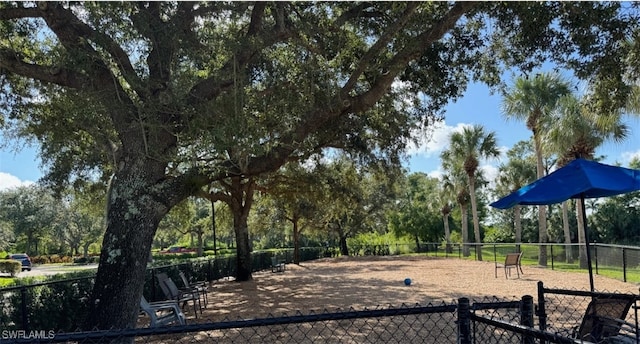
9;253;32;271
161;246;196;254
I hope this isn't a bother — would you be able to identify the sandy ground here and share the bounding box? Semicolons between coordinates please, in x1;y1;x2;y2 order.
184;255;640;323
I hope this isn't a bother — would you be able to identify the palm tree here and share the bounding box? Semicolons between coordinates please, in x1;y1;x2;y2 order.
435;182;455;253
546;94;628;268
441;166;471;257
501;72;571;266
442;124;500;261
496;156;536;251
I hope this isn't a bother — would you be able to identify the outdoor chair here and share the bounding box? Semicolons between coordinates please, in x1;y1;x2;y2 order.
156;272;202;317
139;296;186;327
494;252;523;279
179;270;208;307
574;296;637;343
271;256;286;273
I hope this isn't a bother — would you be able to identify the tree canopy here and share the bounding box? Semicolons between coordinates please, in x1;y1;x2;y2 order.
1;0;639;331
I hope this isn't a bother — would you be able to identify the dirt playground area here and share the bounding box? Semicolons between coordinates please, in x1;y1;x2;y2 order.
194;255;640;322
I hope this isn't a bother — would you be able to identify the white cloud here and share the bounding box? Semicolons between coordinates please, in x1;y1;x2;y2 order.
621;150;640;165
497;146;509;160
427;162;499;185
407;121;472;157
480;163;499;190
0;172;34;191
427;168;444;180
408;121;504;181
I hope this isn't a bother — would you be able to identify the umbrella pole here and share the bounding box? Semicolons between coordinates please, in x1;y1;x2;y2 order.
580;195;595;292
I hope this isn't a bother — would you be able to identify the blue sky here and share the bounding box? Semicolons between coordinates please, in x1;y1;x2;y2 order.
406;80;640;182
0;143;41;190
1;80;639;191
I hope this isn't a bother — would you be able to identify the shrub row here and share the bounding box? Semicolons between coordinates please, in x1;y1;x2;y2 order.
0;260;21;277
150;249;237;261
72;256;100;264
1;247;327;331
27;254;103;265
30;255;74;264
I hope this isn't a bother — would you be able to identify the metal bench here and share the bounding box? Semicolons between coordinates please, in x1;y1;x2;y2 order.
271;256;286;273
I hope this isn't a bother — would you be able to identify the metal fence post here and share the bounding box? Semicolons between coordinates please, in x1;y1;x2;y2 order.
536;281;547;344
493;244;497;266
207;258;213;282
20;286;28;331
520;295;534;344
622;247;627;283
458;297;472;344
594;242;599;275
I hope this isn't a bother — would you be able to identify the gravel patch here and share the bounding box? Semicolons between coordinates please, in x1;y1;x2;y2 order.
196;255;640;322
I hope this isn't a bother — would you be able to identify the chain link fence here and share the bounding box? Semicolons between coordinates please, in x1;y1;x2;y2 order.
3;245;640;343
537;281;640;342
0;248;323;332
6;291;632;344
1;288;638;343
355;242;640;285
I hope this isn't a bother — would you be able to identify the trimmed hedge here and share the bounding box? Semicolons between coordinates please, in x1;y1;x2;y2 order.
0;260;21;277
31;255;74;264
72;256;100;264
1;247;327;331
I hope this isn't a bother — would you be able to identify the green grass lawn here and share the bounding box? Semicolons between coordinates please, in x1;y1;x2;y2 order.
0;263;98;288
2;250;638;289
422;248;640;286
489;245;640;285
0;276;18;288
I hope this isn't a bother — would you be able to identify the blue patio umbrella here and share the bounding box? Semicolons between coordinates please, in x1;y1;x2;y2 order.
490;158;640;291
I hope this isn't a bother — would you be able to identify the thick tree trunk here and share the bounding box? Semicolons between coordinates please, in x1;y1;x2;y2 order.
197;231;204;257
211;199;218;256
339;235;349;256
468;177;482;261
293;220;300;264
84;171;169;333
232;215;252;281
228;177;254;282
72;245;79;256
26;234;33;256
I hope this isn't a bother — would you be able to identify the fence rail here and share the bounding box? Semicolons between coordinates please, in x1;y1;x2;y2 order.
3;242;640;343
370;242;640;284
5;285;635;344
0;247;325;332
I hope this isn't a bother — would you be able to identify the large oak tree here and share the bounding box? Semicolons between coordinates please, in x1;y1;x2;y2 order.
1;1;637;332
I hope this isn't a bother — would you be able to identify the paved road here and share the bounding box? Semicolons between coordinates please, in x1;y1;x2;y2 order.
17;263;98;277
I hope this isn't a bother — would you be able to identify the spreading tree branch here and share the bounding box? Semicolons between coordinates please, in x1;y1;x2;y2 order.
0;48;90;88
186;3;291;105
350;1;478;113
35;2;142;95
342;2;421;93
